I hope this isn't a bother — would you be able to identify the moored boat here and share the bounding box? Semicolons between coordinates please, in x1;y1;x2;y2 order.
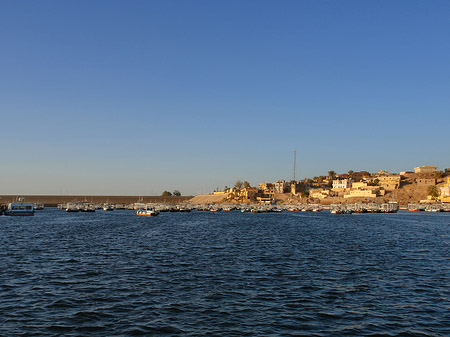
66;203;80;212
34;203;44;210
408;203;422;212
80;203;96;212
103;204;114;211
4;198;34;216
136;209;159;216
425;204;442;212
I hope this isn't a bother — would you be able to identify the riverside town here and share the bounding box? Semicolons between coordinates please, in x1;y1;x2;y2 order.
2;165;450;215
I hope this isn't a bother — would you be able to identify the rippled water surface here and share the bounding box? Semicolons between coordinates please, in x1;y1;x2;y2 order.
1;209;449;336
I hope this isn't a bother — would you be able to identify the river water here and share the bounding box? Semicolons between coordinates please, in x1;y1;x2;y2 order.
0;209;449;336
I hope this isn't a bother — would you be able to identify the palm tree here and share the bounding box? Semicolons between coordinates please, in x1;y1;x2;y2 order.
428;185;438;198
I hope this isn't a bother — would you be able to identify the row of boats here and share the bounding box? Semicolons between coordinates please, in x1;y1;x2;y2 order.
135;203;401;215
59;203;115;212
329;203;399;214
407;203;450;212
142;202;450;215
4;200;449;216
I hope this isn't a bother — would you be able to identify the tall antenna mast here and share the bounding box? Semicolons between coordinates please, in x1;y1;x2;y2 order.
293;150;297;182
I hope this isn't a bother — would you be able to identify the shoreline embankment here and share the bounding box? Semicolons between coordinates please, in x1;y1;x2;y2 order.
0;195;193;207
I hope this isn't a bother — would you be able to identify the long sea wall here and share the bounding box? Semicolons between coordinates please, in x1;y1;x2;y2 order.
0;195;193;207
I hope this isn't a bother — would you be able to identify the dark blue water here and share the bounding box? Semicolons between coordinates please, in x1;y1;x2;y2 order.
1;209;449;336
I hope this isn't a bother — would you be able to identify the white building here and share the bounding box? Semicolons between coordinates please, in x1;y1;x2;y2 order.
332;179;352;190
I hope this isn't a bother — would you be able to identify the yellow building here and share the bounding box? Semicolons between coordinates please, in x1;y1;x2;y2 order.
344;189;377;198
439;177;450;203
344;187;385;198
239;187;258;201
259;182;275;195
377;175;401;190
273;180;287;194
309;189;330;199
352;182;368;189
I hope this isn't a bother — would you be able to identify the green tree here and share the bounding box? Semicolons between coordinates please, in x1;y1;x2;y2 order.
161;191;172;196
328;170;336;179
234;180;243;189
368;178;380;186
428;185;439;198
173;190;181;196
348;170;354;176
243;181;250;188
435;171;444;179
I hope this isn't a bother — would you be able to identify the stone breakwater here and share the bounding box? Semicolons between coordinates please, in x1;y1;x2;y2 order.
0;195;193;207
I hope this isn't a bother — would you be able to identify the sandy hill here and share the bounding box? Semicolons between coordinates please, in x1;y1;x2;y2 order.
188;194;228;204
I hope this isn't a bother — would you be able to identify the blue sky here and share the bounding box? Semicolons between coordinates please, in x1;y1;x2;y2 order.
1;0;449;195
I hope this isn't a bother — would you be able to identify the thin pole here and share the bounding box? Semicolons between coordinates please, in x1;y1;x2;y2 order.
293;150;297;182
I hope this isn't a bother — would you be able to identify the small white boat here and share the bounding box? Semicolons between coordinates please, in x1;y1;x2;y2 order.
66;203;80;212
34;203;44;210
80;204;96;212
103;204;114;211
136;209;159;216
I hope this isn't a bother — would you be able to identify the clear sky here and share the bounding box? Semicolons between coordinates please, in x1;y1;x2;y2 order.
1;0;449;195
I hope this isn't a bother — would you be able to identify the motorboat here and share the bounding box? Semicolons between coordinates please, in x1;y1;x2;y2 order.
136;209;159;216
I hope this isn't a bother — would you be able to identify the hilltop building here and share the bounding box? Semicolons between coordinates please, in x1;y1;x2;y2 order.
274;180;287;194
259;182;275;195
376;174;401;190
416;177;436;186
332;179;352;191
291;181;307;195
344;186;385;198
309;188;330;199
240;187;258;201
352;181;368;189
414;165;438;174
349;171;370;181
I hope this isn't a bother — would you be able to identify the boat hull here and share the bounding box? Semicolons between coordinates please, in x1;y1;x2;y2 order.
5;202;35;216
136;210;159;216
4;211;34;216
